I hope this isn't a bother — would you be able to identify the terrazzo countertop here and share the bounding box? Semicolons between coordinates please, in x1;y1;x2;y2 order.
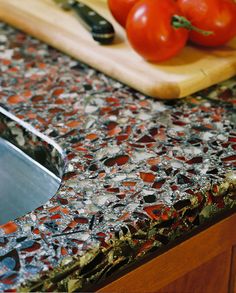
0;22;236;292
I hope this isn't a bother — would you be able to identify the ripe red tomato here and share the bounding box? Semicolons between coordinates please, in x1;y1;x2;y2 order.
126;0;189;62
108;0;139;28
177;0;236;47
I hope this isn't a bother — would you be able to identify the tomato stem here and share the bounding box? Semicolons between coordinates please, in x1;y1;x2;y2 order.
172;15;213;36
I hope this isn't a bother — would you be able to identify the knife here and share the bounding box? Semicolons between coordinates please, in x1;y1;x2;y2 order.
54;0;115;45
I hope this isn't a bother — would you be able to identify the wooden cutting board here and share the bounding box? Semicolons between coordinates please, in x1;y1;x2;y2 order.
0;0;236;99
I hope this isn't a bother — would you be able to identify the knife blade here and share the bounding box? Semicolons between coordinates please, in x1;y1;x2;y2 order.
54;0;115;45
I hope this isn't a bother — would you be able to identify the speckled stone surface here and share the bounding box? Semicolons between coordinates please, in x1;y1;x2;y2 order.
0;22;236;292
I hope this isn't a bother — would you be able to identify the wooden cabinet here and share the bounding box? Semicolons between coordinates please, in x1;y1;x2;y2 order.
98;213;236;293
158;250;232;293
230;245;236;293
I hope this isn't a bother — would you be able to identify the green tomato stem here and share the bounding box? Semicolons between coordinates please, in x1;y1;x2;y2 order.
172;15;213;36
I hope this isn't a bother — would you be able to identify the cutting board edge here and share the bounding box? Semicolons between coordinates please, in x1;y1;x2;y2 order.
0;0;236;99
178;60;236;98
0;2;183;99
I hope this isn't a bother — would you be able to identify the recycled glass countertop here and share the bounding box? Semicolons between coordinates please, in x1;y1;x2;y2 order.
0;22;235;292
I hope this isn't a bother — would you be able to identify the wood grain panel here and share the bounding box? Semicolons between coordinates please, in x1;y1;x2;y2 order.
98;213;236;292
0;0;236;99
158;250;232;293
229;245;236;293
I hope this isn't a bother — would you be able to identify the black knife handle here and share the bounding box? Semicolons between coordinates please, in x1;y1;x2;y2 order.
70;1;115;45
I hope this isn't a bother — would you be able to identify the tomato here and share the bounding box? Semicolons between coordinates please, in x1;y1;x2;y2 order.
177;0;236;47
126;0;189;62
108;0;139;28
